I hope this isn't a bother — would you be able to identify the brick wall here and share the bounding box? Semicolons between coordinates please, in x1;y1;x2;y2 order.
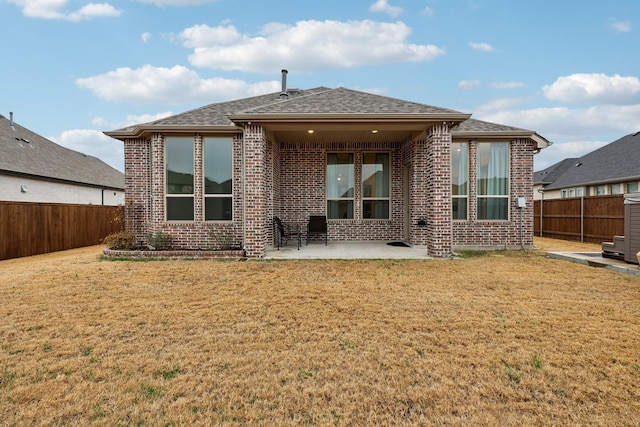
122;127;537;258
424;124;452;257
278;141;404;242
123;133;243;251
451;138;536;249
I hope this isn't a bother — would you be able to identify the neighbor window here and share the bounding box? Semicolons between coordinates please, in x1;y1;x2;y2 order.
165;137;194;221
204;137;233;221
327;153;354;219
596;185;606;196
477;142;509;220
611;183;622;195
451;142;468;220
362;153;390;219
627;182;639;193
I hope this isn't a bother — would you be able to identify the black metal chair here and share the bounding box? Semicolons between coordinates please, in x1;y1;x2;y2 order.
274;217;301;250
306;215;328;245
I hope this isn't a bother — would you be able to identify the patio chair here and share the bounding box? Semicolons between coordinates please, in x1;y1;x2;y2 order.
274;217;301;250
306;215;328;245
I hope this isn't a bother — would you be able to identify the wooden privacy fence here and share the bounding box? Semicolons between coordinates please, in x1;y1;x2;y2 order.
534;195;624;244
0;202;123;261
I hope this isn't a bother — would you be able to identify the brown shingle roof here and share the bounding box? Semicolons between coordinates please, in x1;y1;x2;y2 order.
0;115;124;190
239;87;466;115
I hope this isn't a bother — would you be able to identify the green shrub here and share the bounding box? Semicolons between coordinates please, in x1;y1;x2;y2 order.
103;231;137;250
145;231;173;250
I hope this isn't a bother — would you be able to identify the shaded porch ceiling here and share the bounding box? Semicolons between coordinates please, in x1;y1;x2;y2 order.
260;121;444;144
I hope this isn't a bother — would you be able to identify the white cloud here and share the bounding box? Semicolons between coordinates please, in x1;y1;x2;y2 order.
181;20;445;73
609;18;632;33
141;32;152;43
76;64;281;104
178;23;242;48
49;129;124;171
542;73;640;104
469;41;496;52
369;0;403;18
490;81;526;89
8;0;121;21
422;6;435;16
477;104;640;141
475;96;533;112
92;112;174;130
458;80;480;90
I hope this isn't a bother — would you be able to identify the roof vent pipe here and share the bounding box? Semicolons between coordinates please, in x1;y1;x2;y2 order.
280;69;288;99
10;112;13;127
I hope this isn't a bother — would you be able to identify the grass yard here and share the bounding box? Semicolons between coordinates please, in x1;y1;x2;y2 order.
0;238;639;426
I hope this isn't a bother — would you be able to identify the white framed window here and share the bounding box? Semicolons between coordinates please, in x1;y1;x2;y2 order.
451;142;468;220
596;185;606;196
165;137;194;221
477;142;509;220
204;136;233;221
327;153;355;219
611;183;622;195
362;153;390;219
627;181;639;193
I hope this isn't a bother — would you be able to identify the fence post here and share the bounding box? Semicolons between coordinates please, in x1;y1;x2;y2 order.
581;196;584;243
539;191;544;237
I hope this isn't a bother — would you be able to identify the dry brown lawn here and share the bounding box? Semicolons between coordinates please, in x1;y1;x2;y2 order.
0;238;639;426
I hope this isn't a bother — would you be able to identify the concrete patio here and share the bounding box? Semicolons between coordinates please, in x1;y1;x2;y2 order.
264;241;432;260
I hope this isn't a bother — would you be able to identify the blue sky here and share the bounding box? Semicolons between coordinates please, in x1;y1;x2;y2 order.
1;0;639;173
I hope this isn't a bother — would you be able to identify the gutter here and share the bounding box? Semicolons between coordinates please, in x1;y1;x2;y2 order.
544;175;640;191
104;125;240;140
226;113;472;123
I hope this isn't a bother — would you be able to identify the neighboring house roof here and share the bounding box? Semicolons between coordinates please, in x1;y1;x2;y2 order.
105;86;551;149
542;132;640;190
534;158;578;186
0;114;124;190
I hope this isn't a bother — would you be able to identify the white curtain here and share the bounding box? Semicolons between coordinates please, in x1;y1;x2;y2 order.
486;143;509;219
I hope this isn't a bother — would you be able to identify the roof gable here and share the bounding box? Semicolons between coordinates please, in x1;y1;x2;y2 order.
0;115;124;190
543;132;640;190
105;85;550;149
238;87;466;116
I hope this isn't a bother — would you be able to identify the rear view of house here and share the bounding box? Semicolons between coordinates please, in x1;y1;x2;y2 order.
106;73;550;258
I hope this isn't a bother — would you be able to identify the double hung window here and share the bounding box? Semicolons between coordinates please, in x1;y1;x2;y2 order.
451;143;468;220
477;143;509;220
204;137;233;221
165;137;194;221
362;153;390;219
327;153;355;219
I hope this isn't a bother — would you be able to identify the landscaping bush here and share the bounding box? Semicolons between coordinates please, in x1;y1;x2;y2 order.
145;231;173;250
103;231;137;250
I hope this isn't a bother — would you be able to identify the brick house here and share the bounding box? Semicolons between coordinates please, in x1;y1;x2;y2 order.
105;73;550;258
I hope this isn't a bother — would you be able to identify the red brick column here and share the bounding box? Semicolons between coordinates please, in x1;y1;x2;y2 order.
243;125;268;257
425;124;452;257
123;137;151;242
411;124;452;257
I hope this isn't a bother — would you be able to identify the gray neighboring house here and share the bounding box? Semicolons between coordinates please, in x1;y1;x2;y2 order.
533;158;578;200
534;132;640;200
0;113;124;205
